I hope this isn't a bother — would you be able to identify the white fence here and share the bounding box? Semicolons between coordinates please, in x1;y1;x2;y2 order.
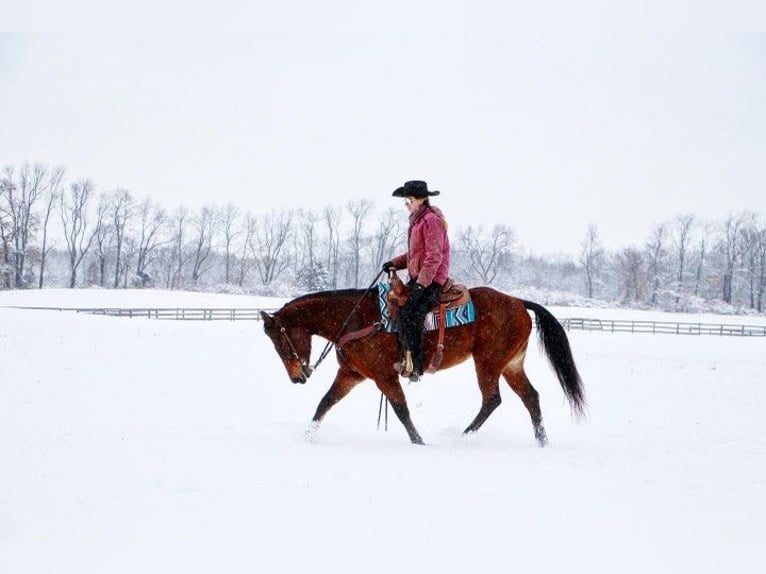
561;317;766;337
75;307;278;321
4;306;278;321
5;306;766;336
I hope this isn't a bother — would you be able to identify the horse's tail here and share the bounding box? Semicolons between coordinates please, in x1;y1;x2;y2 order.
522;300;587;419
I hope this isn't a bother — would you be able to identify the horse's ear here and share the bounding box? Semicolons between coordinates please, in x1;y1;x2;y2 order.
260;311;274;327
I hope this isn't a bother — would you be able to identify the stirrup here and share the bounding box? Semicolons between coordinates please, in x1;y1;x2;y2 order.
393;366;420;383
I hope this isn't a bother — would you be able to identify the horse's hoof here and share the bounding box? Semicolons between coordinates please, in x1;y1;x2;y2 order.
410;434;425;445
304;421;320;443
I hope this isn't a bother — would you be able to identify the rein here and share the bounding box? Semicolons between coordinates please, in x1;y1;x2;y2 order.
310;269;386;373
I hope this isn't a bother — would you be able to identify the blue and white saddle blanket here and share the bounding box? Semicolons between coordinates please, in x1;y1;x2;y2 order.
376;282;476;334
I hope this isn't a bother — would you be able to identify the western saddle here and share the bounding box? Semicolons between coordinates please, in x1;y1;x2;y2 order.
386;272;470;374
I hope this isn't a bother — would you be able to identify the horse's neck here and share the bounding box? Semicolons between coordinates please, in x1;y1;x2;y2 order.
288;293;360;340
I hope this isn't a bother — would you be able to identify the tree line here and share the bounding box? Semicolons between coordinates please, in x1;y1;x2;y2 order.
2;162;765;314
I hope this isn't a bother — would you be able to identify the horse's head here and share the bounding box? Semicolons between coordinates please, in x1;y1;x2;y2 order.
260;311;314;384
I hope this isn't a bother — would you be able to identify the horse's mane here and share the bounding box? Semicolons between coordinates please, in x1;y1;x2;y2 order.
279;288;370;313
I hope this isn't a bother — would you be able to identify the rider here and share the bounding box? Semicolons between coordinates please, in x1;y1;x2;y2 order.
382;180;451;381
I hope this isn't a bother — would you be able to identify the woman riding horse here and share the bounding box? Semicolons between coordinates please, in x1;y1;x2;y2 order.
383;180;450;382
261;287;586;446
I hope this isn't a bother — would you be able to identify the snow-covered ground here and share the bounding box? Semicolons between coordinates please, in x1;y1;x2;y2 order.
1;289;765;573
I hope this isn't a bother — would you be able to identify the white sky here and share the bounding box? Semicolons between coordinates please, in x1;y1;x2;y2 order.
1;9;765;255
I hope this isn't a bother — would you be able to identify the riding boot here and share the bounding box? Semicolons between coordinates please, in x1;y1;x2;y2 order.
409;351;424;382
393;339;424;382
394;280;440;382
393;350;414;377
393;348;423;382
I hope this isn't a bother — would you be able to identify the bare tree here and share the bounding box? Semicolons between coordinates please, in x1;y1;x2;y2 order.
1;163;47;287
720;213;746;304
672;214;695;299
92;192;113;287
615;247;646;303
135;196;167;286
346;199;373;287
120;237;139;287
740;216;766;310
294;208;330;290
323;205;342;289
219;202;240;284
645;224;668;305
253;209;292;286
369;206;403;272
0;170;13;289
757;229;766;312
189;205;216;285
38;167;65;288
110;189;134;288
580;224;605;299
459;224;514;285
296;209;318;270
166;206;190;289
237;212;258;287
693;237;707;297
60;179;97;288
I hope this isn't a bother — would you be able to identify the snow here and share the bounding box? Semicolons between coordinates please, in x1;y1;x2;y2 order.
1;289;765;573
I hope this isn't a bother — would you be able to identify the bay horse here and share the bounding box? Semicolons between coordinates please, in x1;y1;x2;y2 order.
260;285;585;446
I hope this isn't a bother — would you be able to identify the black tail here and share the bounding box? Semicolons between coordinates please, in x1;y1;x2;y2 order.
523;300;587;419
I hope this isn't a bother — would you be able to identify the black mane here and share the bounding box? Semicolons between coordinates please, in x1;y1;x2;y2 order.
278;288;372;314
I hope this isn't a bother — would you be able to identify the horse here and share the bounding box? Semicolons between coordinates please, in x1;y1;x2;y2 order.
260;284;586;446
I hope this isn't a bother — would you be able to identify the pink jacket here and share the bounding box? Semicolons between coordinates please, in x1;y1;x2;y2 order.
391;205;450;287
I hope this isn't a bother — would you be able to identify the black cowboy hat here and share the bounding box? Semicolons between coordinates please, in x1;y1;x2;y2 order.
392;180;440;198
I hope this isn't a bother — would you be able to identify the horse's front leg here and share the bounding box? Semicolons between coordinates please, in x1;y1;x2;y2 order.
374;375;424;445
305;365;365;441
312;366;365;424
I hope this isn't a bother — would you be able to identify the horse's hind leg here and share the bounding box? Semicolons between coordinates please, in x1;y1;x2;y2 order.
463;363;502;434
502;360;549;447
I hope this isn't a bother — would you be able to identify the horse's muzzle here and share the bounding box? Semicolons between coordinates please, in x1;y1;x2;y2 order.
289;363;313;384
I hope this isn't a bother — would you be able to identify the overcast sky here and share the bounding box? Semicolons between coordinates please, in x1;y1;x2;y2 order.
1;14;764;256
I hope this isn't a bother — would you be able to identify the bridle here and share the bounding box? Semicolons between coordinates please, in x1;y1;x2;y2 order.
278;325;314;380
272;269;386;381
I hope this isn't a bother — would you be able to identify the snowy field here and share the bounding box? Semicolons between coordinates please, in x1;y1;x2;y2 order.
1;289;765;573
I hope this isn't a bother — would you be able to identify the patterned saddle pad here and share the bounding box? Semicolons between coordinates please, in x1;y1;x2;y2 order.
376;282;476;334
